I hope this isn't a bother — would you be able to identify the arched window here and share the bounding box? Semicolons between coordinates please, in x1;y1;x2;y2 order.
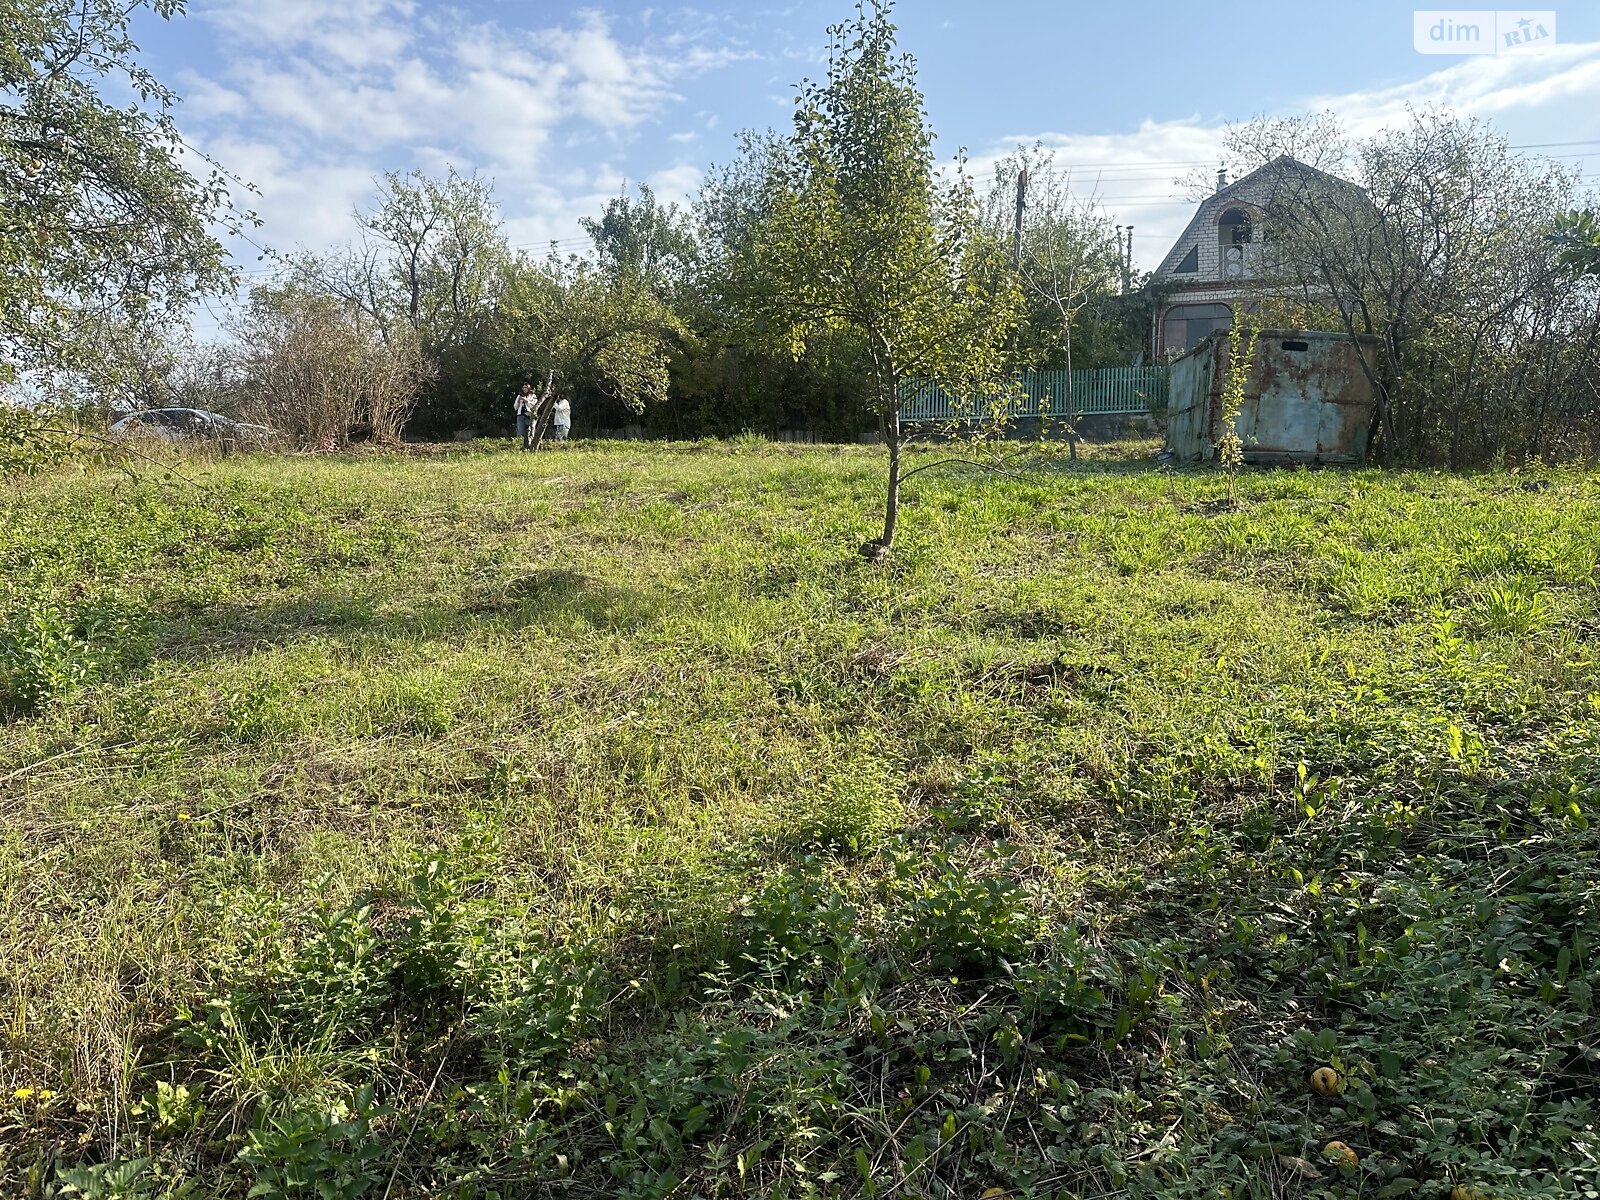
1218;208;1256;279
1162;303;1232;355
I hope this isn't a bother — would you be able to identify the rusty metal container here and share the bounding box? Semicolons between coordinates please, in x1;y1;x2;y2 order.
1165;329;1380;465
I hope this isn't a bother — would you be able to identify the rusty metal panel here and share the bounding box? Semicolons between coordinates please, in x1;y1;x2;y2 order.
1162;330;1377;465
1164;343;1215;463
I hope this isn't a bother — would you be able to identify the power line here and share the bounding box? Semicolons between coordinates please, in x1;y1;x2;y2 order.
1510;139;1600;149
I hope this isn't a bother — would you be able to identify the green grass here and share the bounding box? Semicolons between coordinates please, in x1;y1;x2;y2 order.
1;440;1597;1200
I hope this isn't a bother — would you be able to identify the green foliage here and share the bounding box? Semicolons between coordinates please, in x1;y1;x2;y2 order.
1230;110;1600;465
51;1159;191;1200
737;0;1023;547
497;251;689;417
0;403;78;475
1215;319;1260;469
781;757;906;852
1475;576;1552;636
130;1082;204;1137
988;145;1138;376
583;183;699;297
1551;208;1600;279
0;594;147;716
0;0;238;383
357;168;506;348
752;2;1020;416
238;1087;389;1200
894;845;1036;973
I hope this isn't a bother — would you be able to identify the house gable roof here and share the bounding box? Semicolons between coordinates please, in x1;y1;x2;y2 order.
1150;154;1358;281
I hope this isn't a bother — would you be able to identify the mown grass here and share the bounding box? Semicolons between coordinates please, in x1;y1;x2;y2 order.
1;440;1597;1200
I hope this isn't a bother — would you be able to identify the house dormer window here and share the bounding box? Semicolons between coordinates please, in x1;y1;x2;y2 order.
1219;208;1255;278
1219;207;1252;244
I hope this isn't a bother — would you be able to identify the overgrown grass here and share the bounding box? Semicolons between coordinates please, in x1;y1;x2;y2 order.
2;440;1596;1199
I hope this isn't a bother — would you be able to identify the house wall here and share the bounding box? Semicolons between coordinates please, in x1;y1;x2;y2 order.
1155;176;1280;283
1152;164;1306;358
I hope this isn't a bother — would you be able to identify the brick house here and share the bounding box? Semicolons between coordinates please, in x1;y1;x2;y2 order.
1149;155;1356;358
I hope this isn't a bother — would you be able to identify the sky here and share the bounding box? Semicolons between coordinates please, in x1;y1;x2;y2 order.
128;0;1600;340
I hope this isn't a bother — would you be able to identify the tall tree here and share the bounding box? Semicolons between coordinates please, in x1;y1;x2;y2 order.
352;167;508;349
583;183;698;299
1;0;238;383
748;1;1020;559
293;169;513;437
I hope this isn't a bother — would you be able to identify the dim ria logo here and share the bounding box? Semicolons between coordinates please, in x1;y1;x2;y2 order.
1414;10;1556;54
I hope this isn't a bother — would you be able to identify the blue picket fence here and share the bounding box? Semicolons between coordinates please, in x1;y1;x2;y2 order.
900;366;1168;423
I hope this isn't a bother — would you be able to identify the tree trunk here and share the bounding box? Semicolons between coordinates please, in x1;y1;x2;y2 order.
861;405;901;564
1063;329;1078;460
528;371;556;451
882;409;901;547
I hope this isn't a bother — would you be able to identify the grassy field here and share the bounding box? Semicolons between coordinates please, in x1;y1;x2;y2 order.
2;440;1597;1200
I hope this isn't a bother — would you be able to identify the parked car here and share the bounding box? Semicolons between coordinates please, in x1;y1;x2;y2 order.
109;408;278;448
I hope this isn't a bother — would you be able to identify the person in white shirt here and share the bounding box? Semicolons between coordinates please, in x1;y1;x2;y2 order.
549;395;571;443
513;383;536;449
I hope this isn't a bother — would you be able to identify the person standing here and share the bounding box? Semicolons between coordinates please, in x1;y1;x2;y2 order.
549;394;571;445
513;383;535;450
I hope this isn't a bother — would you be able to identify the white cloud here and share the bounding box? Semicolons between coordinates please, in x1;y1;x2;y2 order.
646;163;703;205
1307;41;1600;131
200;0;418;68
177;73;250;120
196;134;375;252
538;12;677;129
177;0;755;286
178;0;1599;298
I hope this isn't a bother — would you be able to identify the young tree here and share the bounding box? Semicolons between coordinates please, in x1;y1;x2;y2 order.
747;1;1021;559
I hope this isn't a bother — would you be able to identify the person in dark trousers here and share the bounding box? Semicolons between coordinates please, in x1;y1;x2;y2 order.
513;383;536;450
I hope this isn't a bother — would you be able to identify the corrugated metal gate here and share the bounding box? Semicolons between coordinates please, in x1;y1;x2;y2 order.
900;367;1168;423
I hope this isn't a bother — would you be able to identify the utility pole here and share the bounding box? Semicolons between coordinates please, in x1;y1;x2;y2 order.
1123;225;1134;294
1011;166;1028;268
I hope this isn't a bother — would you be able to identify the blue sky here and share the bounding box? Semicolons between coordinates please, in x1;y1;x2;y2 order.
130;1;1600;337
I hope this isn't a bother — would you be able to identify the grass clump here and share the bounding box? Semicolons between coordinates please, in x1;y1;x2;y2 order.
780;756;907;853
